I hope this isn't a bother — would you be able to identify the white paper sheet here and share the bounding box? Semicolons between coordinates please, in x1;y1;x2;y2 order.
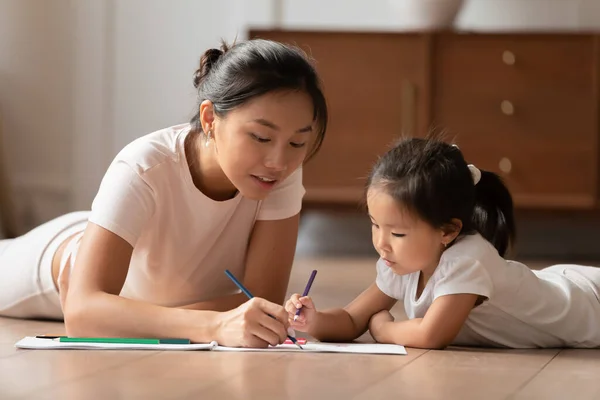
15;336;407;355
215;342;407;355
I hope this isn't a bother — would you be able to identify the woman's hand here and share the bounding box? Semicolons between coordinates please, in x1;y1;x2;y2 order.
368;310;395;342
211;297;292;348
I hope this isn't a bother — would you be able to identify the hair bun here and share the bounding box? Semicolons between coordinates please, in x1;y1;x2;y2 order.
193;41;231;89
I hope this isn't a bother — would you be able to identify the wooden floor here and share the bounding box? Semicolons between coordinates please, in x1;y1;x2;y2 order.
2;256;600;399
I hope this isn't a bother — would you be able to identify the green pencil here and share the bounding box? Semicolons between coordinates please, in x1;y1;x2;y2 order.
56;337;190;345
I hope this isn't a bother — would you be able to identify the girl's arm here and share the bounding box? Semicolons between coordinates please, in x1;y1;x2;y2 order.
179;214;301;311
64;223;290;347
369;293;479;349
307;283;397;342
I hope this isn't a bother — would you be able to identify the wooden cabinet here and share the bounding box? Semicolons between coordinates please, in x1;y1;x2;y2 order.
250;31;432;204
432;34;598;208
250;30;600;210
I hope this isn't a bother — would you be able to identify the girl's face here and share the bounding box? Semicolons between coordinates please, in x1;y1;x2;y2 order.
367;187;453;276
203;90;315;200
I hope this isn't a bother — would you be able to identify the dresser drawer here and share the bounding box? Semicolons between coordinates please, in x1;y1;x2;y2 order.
433;91;597;208
433;34;598;209
435;34;595;92
452;135;596;209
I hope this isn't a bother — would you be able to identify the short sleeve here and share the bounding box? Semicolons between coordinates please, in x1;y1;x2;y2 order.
256;167;305;220
432;257;494;300
88;159;155;247
375;258;408;300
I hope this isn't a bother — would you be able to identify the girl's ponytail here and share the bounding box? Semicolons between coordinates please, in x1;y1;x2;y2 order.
471;169;516;257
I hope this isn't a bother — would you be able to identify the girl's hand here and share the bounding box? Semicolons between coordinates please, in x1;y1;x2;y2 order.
368;310;394;341
213;297;291;348
285;293;317;331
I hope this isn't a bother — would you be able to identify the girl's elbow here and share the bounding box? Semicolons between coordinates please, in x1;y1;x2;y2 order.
406;331;453;350
423;340;450;350
420;332;454;350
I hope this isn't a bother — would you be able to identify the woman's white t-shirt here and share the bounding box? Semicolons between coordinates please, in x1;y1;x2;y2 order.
376;233;600;348
69;123;305;307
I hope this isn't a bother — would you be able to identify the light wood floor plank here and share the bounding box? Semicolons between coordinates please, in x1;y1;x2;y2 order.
29;352;287;400
353;347;560;400
0;318;64;359
511;349;600;400
1;256;597;399
0;349;158;398
193;349;428;399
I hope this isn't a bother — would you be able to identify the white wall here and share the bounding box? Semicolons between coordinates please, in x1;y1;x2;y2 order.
579;0;600;29
73;0;260;211
0;0;74;229
456;0;582;31
2;0;600;230
70;0;115;219
110;0;248;153
280;0;600;31
1;0;264;230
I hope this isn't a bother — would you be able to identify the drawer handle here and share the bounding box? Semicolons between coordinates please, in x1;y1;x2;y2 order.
499;157;512;174
502;50;516;66
501;100;514;116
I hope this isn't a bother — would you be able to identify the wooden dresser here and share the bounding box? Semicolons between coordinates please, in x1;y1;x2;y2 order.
250;30;600;211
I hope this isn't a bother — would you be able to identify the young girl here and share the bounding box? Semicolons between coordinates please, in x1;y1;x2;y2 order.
0;38;328;348
286;137;600;349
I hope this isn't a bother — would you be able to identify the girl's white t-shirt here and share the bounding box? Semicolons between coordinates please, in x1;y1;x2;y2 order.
376;233;600;348
84;123;305;307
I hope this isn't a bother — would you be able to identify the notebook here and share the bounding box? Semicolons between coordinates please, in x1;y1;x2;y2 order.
15;336;407;355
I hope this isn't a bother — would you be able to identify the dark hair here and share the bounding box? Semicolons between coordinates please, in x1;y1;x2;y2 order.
190;38;328;161
366;137;516;257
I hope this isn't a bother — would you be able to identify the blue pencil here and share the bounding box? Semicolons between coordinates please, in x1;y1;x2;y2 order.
294;269;318;321
224;269;303;349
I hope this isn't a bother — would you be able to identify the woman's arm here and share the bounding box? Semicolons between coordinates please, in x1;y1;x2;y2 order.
307;283;397;342
369;293;479;349
243;214;300;304
64;223;290;347
179;293;247;312
180;214;300;311
64;223;220;341
172;214;300;320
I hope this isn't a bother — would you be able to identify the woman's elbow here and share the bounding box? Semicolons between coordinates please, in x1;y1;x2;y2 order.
63;306;83;337
63;294;98;337
63;299;91;337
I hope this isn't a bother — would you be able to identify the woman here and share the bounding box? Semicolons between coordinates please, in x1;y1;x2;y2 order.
0;38;328;348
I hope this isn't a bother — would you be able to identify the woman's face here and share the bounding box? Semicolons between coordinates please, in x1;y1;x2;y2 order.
203;90;315;200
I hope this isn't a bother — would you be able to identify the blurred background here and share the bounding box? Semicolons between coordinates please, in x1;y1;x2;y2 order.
1;0;600;262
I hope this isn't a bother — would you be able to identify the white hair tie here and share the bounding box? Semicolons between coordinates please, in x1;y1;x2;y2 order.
468;164;481;185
